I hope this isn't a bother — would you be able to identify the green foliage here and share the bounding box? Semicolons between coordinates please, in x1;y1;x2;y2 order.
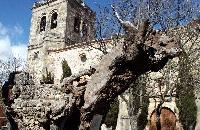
176;52;197;129
60;59;72;82
103;98;119;129
41;68;54;84
177;89;197;129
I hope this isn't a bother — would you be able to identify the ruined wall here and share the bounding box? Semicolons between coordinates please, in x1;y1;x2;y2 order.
66;0;95;43
8;72;75;130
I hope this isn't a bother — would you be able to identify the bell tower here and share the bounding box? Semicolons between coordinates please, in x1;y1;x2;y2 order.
27;0;95;82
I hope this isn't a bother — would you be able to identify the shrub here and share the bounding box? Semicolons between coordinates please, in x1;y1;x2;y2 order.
60;59;72;82
103;98;119;129
41;68;54;84
176;53;197;129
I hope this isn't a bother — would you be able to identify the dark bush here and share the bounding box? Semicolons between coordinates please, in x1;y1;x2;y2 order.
103;98;119;129
60;59;72;82
41;68;54;84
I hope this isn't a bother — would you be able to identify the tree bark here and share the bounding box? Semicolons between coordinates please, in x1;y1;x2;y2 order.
77;21;181;130
3;20;181;130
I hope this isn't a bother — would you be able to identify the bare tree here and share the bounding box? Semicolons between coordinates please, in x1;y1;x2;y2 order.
77;14;181;130
97;0;199;130
0;57;25;83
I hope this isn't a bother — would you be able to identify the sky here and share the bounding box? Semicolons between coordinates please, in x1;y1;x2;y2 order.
0;0;112;62
0;1;33;61
1;0;198;62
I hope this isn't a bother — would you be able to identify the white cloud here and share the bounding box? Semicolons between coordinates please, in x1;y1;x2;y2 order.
0;22;27;62
11;44;27;60
0;22;8;35
0;36;12;60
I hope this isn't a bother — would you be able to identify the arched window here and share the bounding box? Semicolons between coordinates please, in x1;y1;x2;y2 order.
40;16;46;32
50;12;58;29
74;16;80;33
82;21;88;37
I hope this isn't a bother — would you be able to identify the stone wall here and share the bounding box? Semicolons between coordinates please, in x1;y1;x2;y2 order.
48;41;114;84
29;0;68;47
28;0;97;84
66;0;95;43
10;72;73;130
29;40;114;84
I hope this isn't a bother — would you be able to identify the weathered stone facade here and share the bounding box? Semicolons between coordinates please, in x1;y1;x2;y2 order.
28;0;96;84
11;72;72;130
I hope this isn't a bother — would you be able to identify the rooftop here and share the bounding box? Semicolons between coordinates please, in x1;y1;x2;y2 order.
33;0;85;9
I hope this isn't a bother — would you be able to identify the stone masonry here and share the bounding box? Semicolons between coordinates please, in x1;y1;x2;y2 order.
28;0;96;84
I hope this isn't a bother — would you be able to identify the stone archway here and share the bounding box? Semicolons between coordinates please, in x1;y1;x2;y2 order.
149;107;177;130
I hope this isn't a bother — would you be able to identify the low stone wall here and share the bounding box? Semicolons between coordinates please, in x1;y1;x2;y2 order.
12;84;72;130
3;73;73;130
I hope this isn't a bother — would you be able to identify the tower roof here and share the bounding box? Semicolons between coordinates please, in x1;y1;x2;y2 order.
33;0;57;8
33;0;85;9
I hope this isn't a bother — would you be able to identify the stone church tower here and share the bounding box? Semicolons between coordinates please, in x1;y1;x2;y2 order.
28;0;97;83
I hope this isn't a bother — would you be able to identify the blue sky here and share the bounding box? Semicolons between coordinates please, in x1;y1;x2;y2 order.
0;0;33;44
0;0;112;61
0;0;112;43
0;0;199;74
0;0;36;61
1;0;198;61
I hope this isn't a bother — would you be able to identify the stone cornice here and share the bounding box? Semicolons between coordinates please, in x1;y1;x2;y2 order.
33;0;58;9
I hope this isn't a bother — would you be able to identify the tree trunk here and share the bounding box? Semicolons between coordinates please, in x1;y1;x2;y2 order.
3;20;181;130
78;21;181;129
